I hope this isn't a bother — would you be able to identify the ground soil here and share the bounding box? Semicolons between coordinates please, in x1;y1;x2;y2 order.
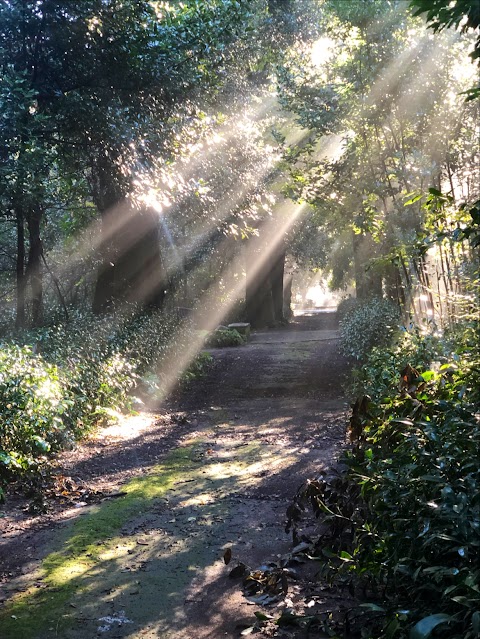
0;310;352;639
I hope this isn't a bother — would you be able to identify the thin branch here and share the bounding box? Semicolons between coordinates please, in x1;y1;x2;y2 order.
41;251;69;322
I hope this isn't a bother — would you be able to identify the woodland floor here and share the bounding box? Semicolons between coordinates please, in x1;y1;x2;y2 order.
0;310;351;639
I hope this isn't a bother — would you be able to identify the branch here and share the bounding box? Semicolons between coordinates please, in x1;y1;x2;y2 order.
41;251;69;322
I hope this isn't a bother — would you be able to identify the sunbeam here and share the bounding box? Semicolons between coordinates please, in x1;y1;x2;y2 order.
149;199;310;404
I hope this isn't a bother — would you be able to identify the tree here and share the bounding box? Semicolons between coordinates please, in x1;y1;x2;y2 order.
410;0;480;100
0;1;273;323
275;0;479;317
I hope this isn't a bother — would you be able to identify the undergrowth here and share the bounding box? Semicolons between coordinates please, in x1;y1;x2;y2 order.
339;297;401;362
0;307;193;497
287;320;480;638
205;327;246;347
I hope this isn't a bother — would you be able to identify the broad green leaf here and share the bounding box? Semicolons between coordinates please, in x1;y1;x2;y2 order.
404;193;423;205
359;603;385;612
409;614;451;639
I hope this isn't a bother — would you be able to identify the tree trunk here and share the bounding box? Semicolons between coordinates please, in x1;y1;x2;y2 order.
245;236;286;328
91;155;124;314
91;157;167;313
270;244;286;323
15;208;26;328
384;261;405;309
283;261;294;321
26;206;44;327
245;236;275;328
114;205;167;309
246;273;275;328
352;231;382;301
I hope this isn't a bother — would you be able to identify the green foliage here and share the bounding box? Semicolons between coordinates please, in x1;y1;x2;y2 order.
336;295;358;322
349;326;442;398
205;327;246;347
181;352;213;383
277;0;478;311
0;308;190;490
0;345;68;478
290;320;480;638
339;297;401;361
410;0;480;65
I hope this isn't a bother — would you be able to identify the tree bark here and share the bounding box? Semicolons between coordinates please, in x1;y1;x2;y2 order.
245;236;286;328
352;231;382;301
283;274;293;320
91;156;167;313
113;205;167;309
15;208;26;328
25;206;44;327
270;244;286;323
384;261;405;309
91;154;124;314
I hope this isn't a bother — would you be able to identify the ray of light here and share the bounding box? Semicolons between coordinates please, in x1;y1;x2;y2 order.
148;199;310;404
45;93;279;296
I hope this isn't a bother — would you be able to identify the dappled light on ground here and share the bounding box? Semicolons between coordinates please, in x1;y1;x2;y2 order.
0;313;347;639
92;413;157;442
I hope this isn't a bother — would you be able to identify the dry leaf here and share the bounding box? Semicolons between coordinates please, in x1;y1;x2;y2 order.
223;547;232;565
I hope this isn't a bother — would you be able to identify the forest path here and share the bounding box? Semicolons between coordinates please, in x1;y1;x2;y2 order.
0;311;348;639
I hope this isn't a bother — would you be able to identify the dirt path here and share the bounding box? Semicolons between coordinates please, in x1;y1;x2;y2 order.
0;311;349;639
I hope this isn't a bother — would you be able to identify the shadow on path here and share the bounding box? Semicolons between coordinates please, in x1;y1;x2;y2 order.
0;311;350;639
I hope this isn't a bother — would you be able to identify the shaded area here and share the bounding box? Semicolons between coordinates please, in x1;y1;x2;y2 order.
0;312;349;639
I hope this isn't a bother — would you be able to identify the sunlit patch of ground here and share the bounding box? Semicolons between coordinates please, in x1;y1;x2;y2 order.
90;413;158;442
0;421;342;639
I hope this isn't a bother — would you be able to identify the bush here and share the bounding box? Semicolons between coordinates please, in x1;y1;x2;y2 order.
339;297;401;361
0;345;71;480
336;295;358;322
205;327;245;347
290;319;480;638
181;352;213;383
348;326;442;399
0;307;193;491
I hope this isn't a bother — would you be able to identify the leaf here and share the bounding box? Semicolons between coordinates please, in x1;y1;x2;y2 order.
472;611;480;634
451;596;473;607
223;547;232;565
254;611;273;621
405;193;423;206
359;603;386;613
246;594;278;605
385;618;400;639
409;614;451;639
391;418;414;427
291;541;311;555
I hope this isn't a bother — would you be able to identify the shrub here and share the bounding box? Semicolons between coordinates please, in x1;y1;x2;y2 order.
205;327;245;347
349;326;442;398
289;319;480;638
0;307;193;491
181;352;213;383
339;297;401;361
0;345;71;480
344;350;480;638
336;295;358;322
